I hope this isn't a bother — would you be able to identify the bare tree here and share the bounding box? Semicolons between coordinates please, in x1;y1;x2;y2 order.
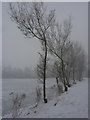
47;17;72;91
69;42;86;82
37;53;48;84
9;2;55;103
36;53;49;103
37;53;45;83
75;46;87;81
52;60;65;93
52;61;62;85
70;42;81;82
65;41;87;83
36;86;42;103
64;43;76;84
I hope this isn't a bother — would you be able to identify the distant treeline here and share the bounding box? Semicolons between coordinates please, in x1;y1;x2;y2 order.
2;66;37;79
2;66;53;79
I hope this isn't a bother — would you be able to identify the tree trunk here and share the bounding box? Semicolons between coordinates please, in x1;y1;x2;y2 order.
43;40;47;103
61;60;68;91
66;71;71;87
56;77;59;86
73;68;76;84
64;83;68;91
73;68;75;82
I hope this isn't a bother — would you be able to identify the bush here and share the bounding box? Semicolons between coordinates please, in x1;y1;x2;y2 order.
57;84;64;94
36;86;42;103
9;92;26;118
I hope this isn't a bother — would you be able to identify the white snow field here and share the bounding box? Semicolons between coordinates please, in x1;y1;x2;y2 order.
2;78;57;115
3;78;88;118
0;79;2;119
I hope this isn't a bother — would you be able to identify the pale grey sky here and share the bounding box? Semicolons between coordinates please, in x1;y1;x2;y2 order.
0;2;2;65
2;2;88;70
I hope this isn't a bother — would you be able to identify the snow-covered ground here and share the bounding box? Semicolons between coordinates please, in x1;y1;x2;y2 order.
0;79;2;119
2;78;57;115
3;78;88;118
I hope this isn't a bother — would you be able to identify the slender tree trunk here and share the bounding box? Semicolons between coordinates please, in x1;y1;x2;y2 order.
66;71;71;87
61;60;68;91
56;77;59;86
43;40;47;103
73;68;75;82
72;67;76;84
78;71;82;81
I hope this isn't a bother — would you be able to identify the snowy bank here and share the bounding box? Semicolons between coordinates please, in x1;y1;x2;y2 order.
3;78;88;118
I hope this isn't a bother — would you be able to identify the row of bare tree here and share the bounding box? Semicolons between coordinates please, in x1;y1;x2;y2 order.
9;2;87;103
